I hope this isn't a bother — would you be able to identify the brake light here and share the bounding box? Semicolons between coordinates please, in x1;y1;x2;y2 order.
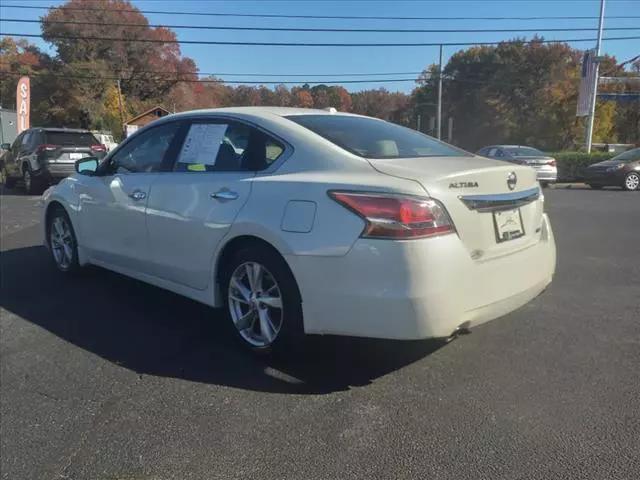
329;191;455;239
91;144;107;152
547;159;556;167
36;144;58;153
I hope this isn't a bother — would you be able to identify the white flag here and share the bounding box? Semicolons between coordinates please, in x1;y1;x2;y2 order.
577;50;597;117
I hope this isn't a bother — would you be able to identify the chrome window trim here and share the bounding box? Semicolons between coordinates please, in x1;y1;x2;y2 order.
459;187;540;212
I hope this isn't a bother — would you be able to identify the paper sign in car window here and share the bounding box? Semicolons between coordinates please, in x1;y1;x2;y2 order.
179;124;228;165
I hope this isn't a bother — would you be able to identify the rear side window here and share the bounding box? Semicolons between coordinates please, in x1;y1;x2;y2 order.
174;121;285;172
44;131;98;146
612;147;640;163
286;114;468;159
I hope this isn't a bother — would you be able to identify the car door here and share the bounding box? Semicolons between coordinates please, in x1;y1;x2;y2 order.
145;119;285;290
4;132;24;178
75;121;184;274
15;131;35;176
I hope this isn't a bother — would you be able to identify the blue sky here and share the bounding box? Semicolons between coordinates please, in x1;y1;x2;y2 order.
1;0;638;92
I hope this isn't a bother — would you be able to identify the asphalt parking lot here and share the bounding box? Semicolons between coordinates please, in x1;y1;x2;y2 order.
1;186;638;480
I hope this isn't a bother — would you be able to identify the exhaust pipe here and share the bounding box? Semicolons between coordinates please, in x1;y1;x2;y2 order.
447;321;471;342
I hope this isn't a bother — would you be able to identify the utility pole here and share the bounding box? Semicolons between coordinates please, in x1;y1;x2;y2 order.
116;78;125;136
437;44;443;140
585;0;606;153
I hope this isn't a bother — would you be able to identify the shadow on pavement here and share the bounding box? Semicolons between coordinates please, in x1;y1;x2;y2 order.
0;246;444;394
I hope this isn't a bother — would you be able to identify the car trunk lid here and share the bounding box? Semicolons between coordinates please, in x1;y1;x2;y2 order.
370;155;544;260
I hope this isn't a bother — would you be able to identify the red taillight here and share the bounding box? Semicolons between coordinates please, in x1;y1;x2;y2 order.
91;144;107;152
36;144;58;153
547;159;556;167
329;191;455;239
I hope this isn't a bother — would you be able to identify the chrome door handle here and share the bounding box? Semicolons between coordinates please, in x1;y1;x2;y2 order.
210;190;239;201
129;190;147;201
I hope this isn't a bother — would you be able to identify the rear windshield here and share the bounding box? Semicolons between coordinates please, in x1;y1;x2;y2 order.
286;115;468;159
45;131;98;146
504;147;545;157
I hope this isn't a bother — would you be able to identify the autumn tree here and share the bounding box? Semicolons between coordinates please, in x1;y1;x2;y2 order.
42;0;198;102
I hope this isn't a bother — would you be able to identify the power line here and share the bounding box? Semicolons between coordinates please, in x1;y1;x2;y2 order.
1;4;638;21
3;18;639;34
0;70;421;85
0;62;426;78
3;32;640;47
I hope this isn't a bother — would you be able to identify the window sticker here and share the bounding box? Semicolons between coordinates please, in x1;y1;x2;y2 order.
179;124;228;166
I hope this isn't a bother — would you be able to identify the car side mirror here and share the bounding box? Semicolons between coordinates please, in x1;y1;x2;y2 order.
75;157;99;175
0;143;10;151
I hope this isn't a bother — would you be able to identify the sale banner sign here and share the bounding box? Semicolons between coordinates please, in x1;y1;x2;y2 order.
17;76;30;134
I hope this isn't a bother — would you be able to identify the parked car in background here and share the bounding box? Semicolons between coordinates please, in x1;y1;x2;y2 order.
42;107;556;354
583;147;640;191
477;145;557;187
91;131;118;152
1;128;106;194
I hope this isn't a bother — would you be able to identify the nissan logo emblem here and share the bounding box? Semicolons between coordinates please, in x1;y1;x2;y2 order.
507;172;517;190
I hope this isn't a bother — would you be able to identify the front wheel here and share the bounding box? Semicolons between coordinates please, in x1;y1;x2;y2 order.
222;245;304;355
0;164;16;188
48;206;81;273
623;172;639;191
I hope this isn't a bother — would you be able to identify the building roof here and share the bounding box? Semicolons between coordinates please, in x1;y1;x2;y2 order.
125;105;170;125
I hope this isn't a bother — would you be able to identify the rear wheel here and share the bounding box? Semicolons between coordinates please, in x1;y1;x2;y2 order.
623;172;639;191
23;168;43;195
48;206;81;273
222;244;304;355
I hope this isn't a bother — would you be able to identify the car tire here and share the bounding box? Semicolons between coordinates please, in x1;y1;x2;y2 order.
47;205;81;274
23;168;42;195
588;184;603;190
221;244;304;355
623;172;639;191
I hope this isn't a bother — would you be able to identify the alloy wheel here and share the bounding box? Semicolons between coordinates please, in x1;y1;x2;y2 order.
50;216;74;270
625;173;639;191
228;261;283;347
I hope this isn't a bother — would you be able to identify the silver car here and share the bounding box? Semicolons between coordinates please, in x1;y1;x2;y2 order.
478;145;557;187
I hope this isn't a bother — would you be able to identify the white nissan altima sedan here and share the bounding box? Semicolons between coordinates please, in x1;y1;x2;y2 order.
42;107;556;353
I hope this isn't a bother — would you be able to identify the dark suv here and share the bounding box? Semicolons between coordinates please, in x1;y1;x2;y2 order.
0;128;106;194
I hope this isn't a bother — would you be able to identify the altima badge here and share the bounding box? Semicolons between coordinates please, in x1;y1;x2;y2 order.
449;181;479;188
507;172;517;190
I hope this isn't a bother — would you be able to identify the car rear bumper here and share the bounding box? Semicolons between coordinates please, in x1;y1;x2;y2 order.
287;214;556;339
34;163;76;181
533;167;557;182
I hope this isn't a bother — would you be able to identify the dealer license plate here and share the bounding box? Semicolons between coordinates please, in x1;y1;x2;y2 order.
493;208;525;243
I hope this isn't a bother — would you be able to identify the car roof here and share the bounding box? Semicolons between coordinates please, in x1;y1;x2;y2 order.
30;127;93;133
485;145;540;149
170;106;364;120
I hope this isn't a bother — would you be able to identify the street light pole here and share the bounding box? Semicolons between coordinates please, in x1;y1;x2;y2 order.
437;44;443;140
585;0;606;153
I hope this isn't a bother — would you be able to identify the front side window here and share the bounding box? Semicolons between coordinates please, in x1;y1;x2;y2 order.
111;122;180;173
11;133;24;155
174;121;284;172
286;114;468;159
